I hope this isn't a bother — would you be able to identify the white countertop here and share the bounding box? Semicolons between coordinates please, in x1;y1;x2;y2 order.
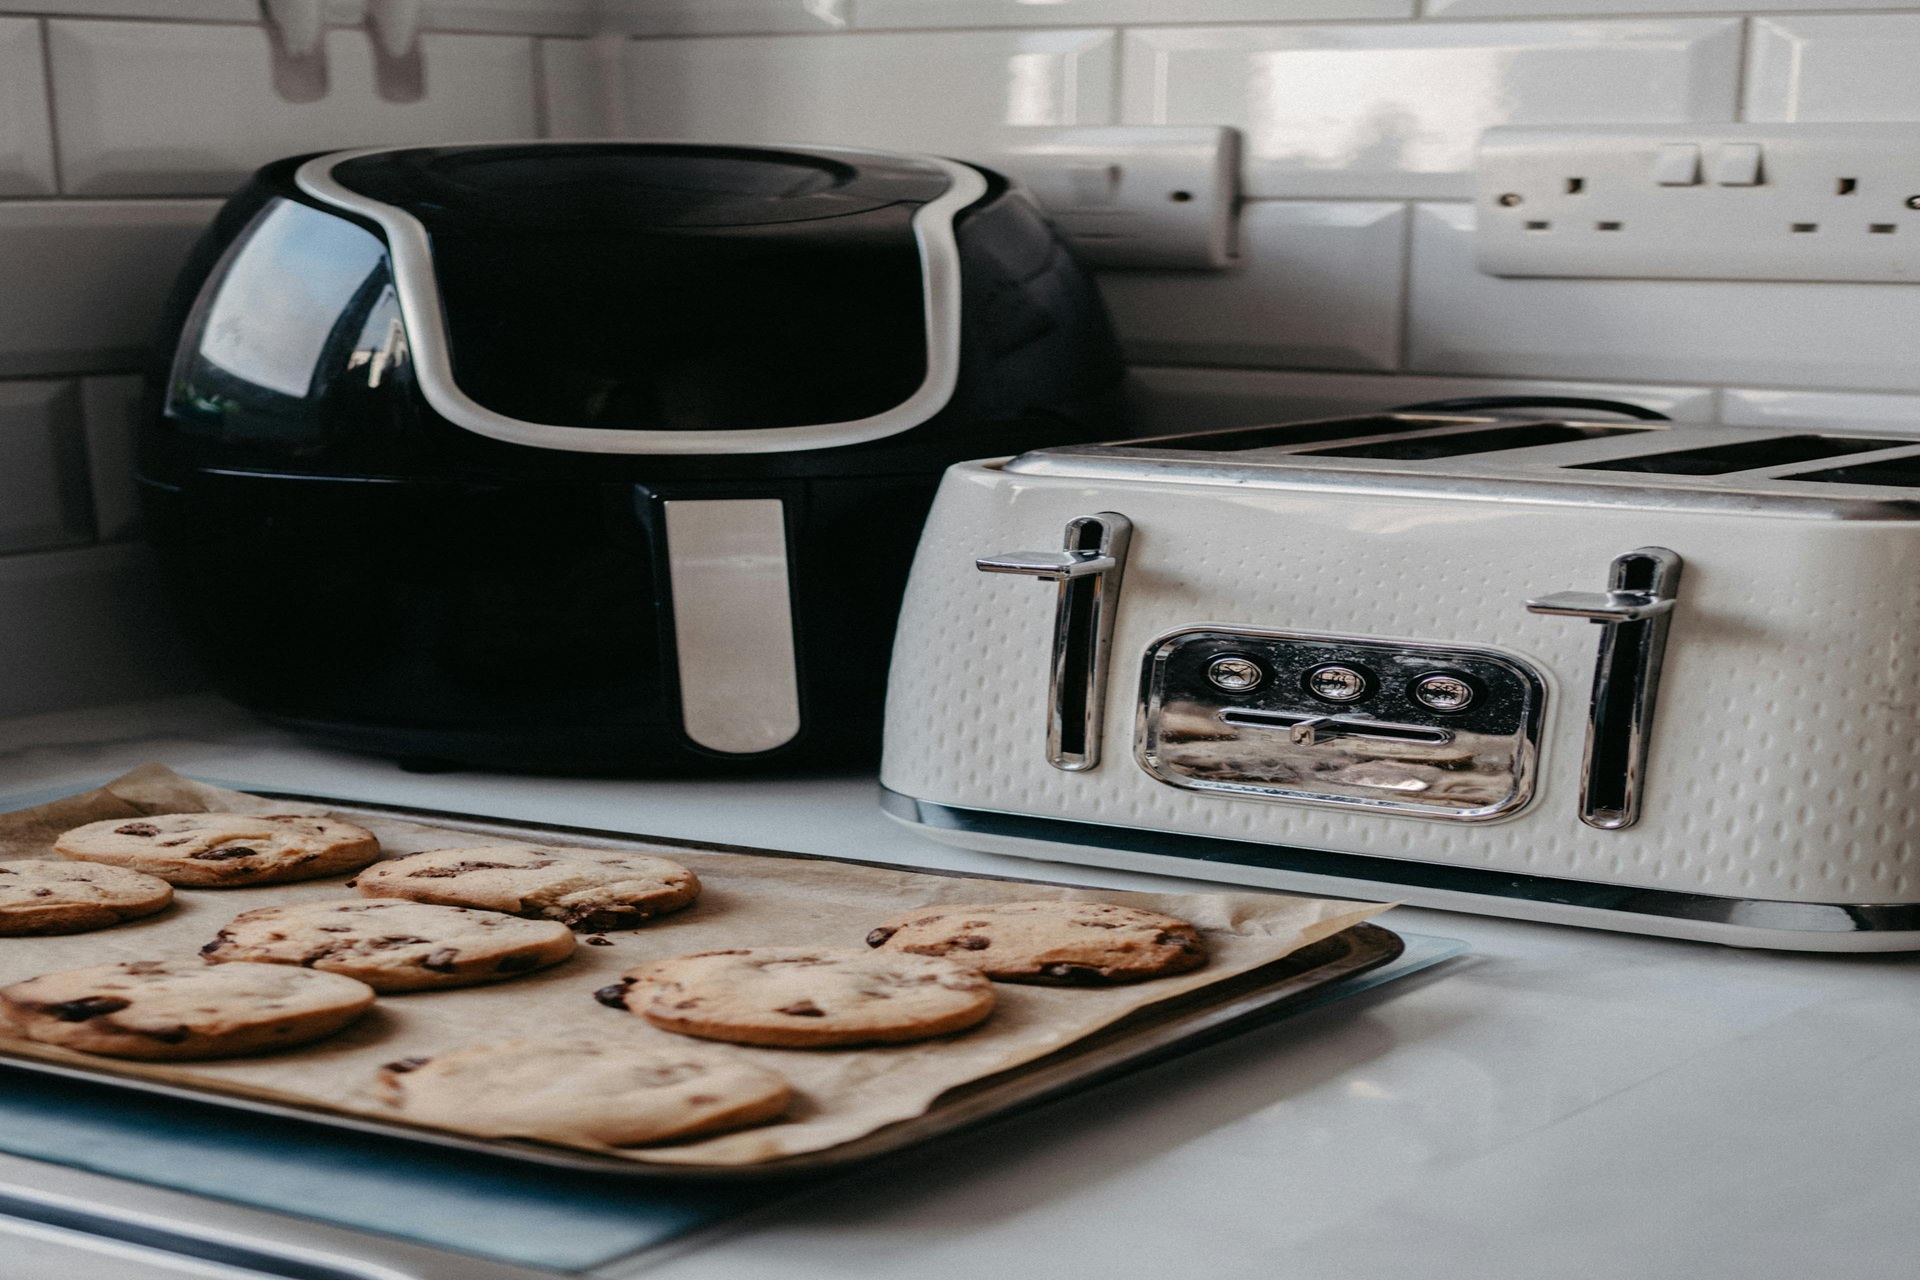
4;696;1918;1280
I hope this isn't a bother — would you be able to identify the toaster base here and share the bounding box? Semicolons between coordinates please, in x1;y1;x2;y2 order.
880;790;1920;953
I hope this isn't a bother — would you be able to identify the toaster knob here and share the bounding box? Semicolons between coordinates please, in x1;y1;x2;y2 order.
1410;672;1478;713
1304;664;1372;703
1206;656;1266;692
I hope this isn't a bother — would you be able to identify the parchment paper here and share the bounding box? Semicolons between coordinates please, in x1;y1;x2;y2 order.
0;765;1388;1166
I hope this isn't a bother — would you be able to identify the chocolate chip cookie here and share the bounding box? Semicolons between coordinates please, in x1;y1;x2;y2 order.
54;813;380;888
201;900;575;993
0;861;173;936
865;900;1208;985
607;947;995;1048
377;1039;792;1145
0;960;375;1060
354;843;699;930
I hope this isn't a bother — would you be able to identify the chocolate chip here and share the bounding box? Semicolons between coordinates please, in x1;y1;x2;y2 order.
382;1056;431;1073
585;935;613;946
45;996;130;1021
197;940;221;956
948;935;990;950
145;1026;191;1044
777;1001;826;1017
315;925;350;933
493;953;541;974
687;949;749;958
189;846;258;861
369;935;430;949
406;861;521;878
685;1094;719;1106
594;981;634;1009
114;823;160;837
342;880;357;889
419;948;460;972
865;927;897;948
29;888;51;898
1078;920;1124;929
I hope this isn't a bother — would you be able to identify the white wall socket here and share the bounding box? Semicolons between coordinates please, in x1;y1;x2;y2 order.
990;126;1240;270
1476;124;1920;284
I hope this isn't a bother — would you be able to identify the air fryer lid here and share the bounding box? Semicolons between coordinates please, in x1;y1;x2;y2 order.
296;142;982;449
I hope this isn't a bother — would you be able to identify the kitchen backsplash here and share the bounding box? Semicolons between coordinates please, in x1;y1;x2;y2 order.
6;0;1920;719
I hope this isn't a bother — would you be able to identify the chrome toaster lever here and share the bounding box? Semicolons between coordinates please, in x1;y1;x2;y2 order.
978;513;1132;772
1527;547;1683;830
975;549;1117;580
1525;588;1674;623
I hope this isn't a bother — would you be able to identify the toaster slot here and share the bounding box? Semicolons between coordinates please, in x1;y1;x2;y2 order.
1775;454;1920;487
1126;415;1467;453
1299;422;1644;460
1567;434;1906;476
977;513;1132;771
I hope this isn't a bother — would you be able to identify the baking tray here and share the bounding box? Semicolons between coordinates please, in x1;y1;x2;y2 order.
0;793;1405;1182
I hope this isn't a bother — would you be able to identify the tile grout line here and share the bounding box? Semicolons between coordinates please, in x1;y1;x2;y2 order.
34;17;61;196
1395;199;1417;372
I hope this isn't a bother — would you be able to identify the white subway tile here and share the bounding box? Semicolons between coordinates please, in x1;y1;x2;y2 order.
8;2;259;17
611;0;848;36
537;36;618;137
6;3;588;32
1121;20;1741;199
1747;16;1920;124
0;381;90;556
856;0;1409;30
0;200;221;378
416;1;599;36
0;19;55;196
565;29;1115;156
1430;0;1896;18
0;543;204;719
1408;202;1920;392
49;21;538;197
81;374;143;541
1097;201;1405;371
1126;366;1716;435
1721;388;1920;437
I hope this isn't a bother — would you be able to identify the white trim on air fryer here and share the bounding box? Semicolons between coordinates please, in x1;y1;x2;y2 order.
293;142;990;456
662;498;802;755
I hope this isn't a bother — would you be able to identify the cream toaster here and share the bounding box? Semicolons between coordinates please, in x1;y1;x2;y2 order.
879;411;1920;951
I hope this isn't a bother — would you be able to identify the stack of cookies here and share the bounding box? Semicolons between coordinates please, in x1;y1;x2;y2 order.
0;809;1215;1152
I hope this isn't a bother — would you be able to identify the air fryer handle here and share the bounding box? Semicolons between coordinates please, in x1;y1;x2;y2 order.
661;498;802;756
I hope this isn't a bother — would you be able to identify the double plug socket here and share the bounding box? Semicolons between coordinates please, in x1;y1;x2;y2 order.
1475;123;1920;284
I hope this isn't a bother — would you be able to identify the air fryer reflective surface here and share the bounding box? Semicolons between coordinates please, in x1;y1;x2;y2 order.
329;143;943;432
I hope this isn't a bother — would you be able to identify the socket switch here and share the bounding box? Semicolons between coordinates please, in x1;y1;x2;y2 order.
1476;124;1920;284
990;126;1239;270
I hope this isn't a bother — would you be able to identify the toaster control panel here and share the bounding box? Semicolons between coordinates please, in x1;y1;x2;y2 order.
1139;628;1546;822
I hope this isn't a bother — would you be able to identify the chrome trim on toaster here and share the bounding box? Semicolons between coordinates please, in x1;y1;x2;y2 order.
878;788;1920;943
1528;547;1683;830
294;142;989;456
979;513;1133;771
1136;627;1546;823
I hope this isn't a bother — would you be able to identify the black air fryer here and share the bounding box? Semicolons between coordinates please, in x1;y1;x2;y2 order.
141;142;1123;773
